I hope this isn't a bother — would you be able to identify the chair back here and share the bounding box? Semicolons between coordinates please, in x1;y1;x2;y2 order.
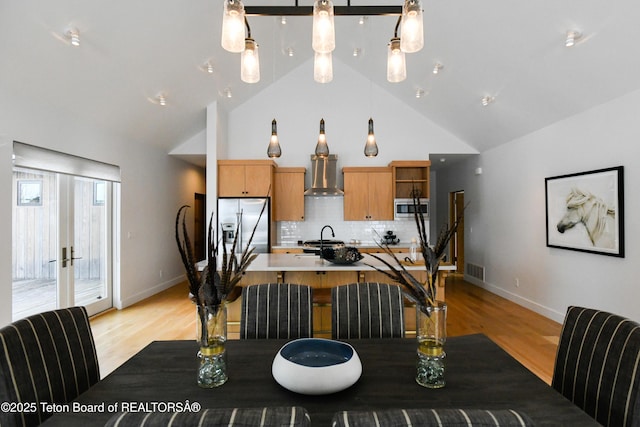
105;406;311;427
552;306;640;427
331;408;535;426
0;306;100;427
240;283;313;339
331;282;404;339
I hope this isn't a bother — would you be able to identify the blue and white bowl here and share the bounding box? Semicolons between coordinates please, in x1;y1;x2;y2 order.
272;338;362;395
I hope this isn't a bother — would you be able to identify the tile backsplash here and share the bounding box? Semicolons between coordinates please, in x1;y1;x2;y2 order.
276;196;426;247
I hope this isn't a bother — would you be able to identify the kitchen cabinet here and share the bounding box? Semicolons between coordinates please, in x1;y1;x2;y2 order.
217;160;275;197
343;167;393;221
274;167;306;221
389;160;431;199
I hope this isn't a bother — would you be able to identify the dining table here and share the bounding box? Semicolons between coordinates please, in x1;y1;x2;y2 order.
40;334;598;426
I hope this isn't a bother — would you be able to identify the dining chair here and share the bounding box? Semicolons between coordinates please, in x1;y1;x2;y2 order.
331;282;405;339
240;283;313;339
552;306;640;427
0;306;100;427
104;406;311;426
331;408;535;426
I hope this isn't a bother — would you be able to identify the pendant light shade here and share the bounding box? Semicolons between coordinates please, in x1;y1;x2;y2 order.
387;38;406;82
314;51;333;83
221;0;246;53
241;38;260;83
315;118;330;157
267;119;282;158
364;118;379;157
400;0;424;53
312;0;335;53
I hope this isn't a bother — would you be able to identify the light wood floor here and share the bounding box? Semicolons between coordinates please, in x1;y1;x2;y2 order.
90;275;563;384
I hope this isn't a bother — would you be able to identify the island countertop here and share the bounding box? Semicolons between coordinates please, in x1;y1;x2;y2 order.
245;252;456;273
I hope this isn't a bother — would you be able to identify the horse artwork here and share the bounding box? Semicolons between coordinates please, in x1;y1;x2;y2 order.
556;188;616;249
545;166;624;258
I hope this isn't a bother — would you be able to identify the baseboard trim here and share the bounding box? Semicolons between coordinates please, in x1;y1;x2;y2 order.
463;275;565;324
116;274;185;309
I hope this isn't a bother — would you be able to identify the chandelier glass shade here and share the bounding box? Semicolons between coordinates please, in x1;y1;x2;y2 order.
241;38;260;83
312;0;336;53
400;0;424;53
314;51;333;83
221;0;246;53
387;37;406;82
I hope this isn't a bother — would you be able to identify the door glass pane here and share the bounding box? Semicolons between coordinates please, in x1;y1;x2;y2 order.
12;168;58;321
73;177;108;306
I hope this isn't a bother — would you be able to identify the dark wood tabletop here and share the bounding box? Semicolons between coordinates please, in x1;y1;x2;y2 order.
41;334;598;426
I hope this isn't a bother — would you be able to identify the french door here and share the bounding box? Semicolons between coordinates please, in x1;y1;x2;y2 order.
12;167;114;320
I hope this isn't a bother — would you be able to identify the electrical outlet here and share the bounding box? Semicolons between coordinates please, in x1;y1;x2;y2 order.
515;278;520;287
159;270;164;279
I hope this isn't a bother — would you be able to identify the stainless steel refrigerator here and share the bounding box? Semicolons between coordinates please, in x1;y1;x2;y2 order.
217;197;270;254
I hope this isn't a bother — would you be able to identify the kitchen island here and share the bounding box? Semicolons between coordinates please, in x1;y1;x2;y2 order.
227;252;454;337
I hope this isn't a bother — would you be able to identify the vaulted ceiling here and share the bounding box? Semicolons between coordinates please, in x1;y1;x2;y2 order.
3;1;640;161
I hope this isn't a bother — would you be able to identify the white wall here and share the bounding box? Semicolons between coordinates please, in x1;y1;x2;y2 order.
436;89;640;323
0;94;205;326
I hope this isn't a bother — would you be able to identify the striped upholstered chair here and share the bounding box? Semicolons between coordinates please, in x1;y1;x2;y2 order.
331;408;535;426
552;306;640;427
0;306;100;427
240;283;313;339
331;282;405;339
105;406;311;427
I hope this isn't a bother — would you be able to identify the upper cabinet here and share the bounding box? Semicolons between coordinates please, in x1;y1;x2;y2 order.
389;160;431;199
218;160;276;197
274;167;306;221
343;167;393;221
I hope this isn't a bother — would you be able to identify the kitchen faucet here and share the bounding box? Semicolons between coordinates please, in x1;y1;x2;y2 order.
320;225;335;258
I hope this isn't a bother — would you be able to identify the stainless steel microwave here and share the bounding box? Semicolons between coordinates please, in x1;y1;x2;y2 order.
394;198;429;220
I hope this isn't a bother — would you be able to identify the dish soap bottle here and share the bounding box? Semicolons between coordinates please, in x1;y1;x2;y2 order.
410;238;418;262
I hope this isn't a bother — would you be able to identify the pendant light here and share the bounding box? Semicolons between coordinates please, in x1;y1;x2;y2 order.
364;118;379;157
241;37;260;83
315;118;330;157
400;0;424;53
312;0;335;53
387;37;406;82
267;119;282;158
313;51;333;83
221;0;246;53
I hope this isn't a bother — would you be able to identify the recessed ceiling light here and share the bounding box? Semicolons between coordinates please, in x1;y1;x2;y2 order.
201;60;215;73
432;63;443;74
481;95;495;106
565;30;582;47
155;93;167;106
65;27;80;47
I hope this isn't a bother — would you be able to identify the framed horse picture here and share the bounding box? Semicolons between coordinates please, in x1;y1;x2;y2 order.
545;166;624;257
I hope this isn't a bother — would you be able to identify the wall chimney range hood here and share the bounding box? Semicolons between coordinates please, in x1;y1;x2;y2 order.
304;154;344;196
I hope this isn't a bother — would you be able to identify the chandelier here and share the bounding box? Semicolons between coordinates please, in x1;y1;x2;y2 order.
220;0;424;84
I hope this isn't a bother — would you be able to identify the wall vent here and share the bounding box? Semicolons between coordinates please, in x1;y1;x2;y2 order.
466;263;485;281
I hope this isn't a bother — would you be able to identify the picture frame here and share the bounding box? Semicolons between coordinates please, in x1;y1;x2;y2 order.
545;166;624;257
17;179;43;206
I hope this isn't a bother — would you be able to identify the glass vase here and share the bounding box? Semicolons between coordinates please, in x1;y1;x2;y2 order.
196;304;228;388
416;301;447;388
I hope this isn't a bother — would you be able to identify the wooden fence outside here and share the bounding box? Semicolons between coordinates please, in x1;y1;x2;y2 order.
12;170;105;281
